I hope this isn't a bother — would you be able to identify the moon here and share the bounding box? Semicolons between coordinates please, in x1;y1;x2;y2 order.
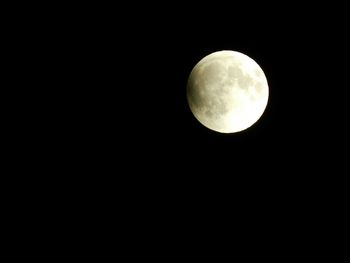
187;50;269;133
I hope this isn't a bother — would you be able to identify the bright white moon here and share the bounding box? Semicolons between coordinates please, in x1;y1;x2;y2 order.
187;50;269;133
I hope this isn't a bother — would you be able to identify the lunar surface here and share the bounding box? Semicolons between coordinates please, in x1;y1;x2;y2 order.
187;50;269;133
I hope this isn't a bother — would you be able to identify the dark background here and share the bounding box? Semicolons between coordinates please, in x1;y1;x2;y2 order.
43;4;346;209
11;2;348;257
63;4;346;180
63;3;346;240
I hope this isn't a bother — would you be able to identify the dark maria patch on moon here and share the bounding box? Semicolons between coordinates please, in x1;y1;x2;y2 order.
238;72;254;90
227;65;244;80
200;61;225;87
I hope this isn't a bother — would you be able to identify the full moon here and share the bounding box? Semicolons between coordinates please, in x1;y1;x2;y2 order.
187;50;269;133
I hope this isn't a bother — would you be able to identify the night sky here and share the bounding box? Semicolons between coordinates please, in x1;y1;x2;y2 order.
37;3;347;255
61;3;347;197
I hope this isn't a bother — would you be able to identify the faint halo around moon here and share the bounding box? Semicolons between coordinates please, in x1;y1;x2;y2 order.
186;50;269;133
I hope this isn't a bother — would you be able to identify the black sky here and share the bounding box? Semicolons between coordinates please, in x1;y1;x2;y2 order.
13;2;348;257
56;3;348;189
